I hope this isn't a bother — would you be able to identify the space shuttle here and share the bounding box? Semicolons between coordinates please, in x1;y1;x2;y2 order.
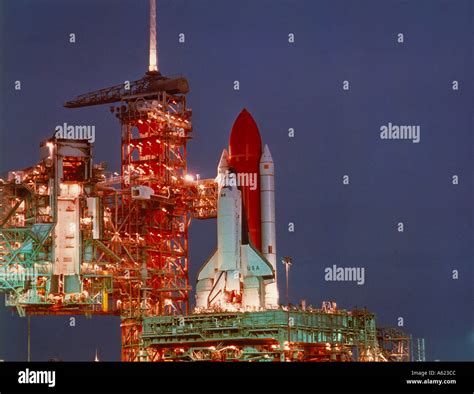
196;109;279;311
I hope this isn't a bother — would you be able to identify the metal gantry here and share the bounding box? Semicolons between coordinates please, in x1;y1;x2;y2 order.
114;92;193;360
139;307;388;362
377;327;412;362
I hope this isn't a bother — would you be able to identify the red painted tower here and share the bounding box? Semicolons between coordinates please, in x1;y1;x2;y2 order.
228;109;262;251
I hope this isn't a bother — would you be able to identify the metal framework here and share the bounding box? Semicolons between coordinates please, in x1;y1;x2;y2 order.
0;141;115;317
112;92;193;360
377;326;412;362
140;307;388;362
64;73;189;109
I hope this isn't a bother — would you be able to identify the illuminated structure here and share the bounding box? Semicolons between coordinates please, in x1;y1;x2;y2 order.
0;138;112;316
0;0;216;361
0;0;421;362
61;0;217;360
141;307;387;361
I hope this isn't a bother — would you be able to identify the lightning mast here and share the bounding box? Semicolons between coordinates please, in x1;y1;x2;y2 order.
149;0;158;73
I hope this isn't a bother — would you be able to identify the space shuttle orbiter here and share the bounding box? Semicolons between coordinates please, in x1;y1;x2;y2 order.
196;110;279;311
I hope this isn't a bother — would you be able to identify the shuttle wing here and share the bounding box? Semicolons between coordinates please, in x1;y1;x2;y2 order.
197;249;218;281
241;244;274;279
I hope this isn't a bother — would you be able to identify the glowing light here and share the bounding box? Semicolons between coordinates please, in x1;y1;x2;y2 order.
184;174;194;182
45;142;54;157
149;0;158;72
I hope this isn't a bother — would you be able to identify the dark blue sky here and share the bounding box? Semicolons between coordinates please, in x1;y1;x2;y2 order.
0;0;472;361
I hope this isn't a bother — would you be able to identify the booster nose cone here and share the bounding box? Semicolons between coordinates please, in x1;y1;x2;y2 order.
260;144;273;164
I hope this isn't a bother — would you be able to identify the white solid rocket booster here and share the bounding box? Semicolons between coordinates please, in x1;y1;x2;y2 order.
260;144;279;307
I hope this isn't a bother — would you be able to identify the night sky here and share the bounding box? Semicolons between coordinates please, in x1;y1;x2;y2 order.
0;0;472;361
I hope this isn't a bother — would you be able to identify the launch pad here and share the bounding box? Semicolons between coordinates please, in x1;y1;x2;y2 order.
139;307;396;362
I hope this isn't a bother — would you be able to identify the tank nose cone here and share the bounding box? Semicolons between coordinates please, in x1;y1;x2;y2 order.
229;109;262;159
228;109;263;251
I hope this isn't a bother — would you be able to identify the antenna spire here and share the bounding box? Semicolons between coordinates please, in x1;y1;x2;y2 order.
149;0;159;73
